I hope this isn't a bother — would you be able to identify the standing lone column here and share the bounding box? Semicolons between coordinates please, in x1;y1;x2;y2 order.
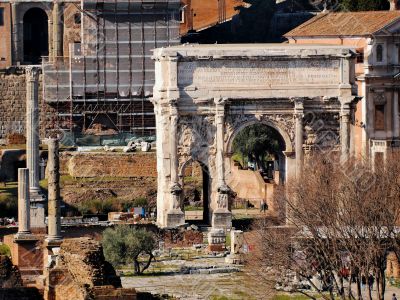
16;168;31;237
46;139;62;243
294;98;304;178
26;66;45;203
340;102;351;163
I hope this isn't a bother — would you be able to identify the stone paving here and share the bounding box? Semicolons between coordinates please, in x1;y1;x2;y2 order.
120;256;264;299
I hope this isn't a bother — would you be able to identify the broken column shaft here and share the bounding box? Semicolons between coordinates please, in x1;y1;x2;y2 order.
17;168;31;236
46;138;62;243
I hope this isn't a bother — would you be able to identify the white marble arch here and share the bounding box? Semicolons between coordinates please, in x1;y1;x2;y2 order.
152;44;358;229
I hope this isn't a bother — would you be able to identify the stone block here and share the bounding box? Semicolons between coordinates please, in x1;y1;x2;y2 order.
211;210;232;230
166;210;185;228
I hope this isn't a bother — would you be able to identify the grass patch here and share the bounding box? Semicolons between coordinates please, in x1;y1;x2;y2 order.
272;294;315;300
184;205;203;211
210;296;230;300
0;182;18;217
0;244;11;257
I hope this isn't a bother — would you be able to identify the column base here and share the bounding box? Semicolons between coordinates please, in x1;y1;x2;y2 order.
45;237;63;246
207;228;226;252
165;209;185;228
30;204;46;228
29;188;46;203
225;253;244;264
211;209;232;230
14;232;37;242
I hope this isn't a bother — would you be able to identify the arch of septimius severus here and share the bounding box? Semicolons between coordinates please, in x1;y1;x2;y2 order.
152;44;358;229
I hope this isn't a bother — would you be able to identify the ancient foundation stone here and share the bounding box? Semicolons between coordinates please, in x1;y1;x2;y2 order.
45;238;136;300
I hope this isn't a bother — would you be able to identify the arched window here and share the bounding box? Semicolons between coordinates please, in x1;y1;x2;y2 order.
376;44;383;63
23;7;48;64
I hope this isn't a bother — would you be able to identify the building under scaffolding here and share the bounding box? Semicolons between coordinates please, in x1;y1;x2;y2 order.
43;0;180;140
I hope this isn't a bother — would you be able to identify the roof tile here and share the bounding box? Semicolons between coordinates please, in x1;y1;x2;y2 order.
285;11;400;37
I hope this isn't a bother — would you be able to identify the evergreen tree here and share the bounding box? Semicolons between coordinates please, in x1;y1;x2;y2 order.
338;0;390;11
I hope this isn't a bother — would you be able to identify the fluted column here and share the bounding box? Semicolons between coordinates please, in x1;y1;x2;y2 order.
16;168;30;236
46;139;62;243
294;99;304;178
26;66;45;202
340;102;351;162
215;98;227;188
212;98;231;229
166;100;184;227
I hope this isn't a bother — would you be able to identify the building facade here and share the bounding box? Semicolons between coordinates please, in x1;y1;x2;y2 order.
285;10;400;162
0;0;180;140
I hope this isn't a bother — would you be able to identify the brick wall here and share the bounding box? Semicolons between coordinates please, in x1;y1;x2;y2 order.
0;72;26;139
0;70;57;141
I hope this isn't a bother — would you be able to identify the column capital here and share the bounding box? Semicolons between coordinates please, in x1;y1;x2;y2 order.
214;97;229;106
168;55;180;62
25;67;40;82
290;97;306;109
339;96;356;106
168;98;178;107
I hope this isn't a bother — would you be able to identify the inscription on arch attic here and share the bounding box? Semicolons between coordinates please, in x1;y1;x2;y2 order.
178;60;340;87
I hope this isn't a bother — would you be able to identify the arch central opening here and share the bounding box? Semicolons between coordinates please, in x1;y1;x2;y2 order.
23;7;49;64
181;161;210;225
228;123;286;215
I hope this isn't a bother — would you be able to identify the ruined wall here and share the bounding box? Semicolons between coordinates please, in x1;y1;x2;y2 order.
0;255;23;288
0;70;56;141
0;72;26;139
46;238;136;300
60;152;157;178
63;3;81;57
387;252;400;279
0;3;12;69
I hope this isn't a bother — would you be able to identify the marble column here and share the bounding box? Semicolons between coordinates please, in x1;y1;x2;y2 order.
26;67;45;203
166;100;185;227
294;99;304;178
215;99;227;188
46;139;62;243
52;2;63;58
16;168;31;237
212;98;232;230
340;102;351;162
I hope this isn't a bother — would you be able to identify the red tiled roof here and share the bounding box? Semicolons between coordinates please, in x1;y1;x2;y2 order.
285;11;400;37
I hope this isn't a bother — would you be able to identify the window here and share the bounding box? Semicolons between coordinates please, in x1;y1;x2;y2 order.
356;50;364;63
376;44;383;63
375;104;385;130
74;13;81;25
0;8;4;26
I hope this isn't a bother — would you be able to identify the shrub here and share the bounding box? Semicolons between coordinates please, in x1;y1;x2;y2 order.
102;226;156;275
0;244;11;257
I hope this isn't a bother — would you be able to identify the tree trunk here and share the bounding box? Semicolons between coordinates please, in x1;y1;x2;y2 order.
139;253;154;274
356;276;362;300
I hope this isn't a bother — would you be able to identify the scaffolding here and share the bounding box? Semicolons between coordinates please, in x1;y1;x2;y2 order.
43;0;180;139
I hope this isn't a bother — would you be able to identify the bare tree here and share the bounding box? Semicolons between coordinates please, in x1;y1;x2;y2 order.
247;153;400;300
